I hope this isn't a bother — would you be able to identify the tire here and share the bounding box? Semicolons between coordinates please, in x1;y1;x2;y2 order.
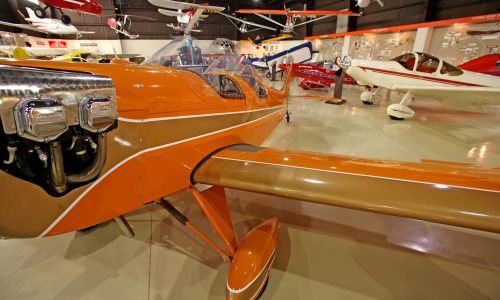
265;72;271;79
389;115;404;121
362;100;374;105
33;7;45;18
61;15;71;25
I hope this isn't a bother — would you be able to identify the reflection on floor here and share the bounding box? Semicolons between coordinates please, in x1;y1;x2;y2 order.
1;80;499;300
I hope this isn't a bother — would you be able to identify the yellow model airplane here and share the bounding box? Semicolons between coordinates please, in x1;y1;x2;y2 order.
52;50;110;63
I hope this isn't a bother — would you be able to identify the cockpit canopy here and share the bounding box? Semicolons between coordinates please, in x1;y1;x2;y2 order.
391;52;463;76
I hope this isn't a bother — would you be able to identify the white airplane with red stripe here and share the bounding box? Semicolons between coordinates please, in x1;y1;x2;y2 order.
345;52;500;120
0;7;93;38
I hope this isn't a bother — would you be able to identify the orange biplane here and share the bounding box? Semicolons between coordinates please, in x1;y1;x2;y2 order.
0;45;499;299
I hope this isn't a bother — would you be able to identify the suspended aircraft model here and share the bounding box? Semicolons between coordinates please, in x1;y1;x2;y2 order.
106;14;156;39
356;0;385;8
37;0;103;24
344;52;500;120
236;5;359;34
148;0;224;34
0;7;94;38
1;54;500;299
219;12;275;34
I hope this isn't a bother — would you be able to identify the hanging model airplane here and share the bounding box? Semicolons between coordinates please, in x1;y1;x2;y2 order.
37;0;103;24
0;7;94;38
148;0;224;34
344;52;500;120
106;14;156;39
356;0;385;8
219;12;275;34
236;5;359;34
0;57;499;299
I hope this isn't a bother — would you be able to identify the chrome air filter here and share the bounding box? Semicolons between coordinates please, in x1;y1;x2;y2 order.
14;97;68;142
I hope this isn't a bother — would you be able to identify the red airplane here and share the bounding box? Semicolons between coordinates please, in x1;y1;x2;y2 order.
280;61;358;90
38;0;102;24
281;54;500;90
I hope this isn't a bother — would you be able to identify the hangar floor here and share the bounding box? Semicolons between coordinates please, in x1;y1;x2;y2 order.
1;82;499;300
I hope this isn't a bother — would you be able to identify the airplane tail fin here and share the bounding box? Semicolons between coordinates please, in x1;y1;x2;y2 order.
458;54;500;77
12;47;31;59
25;7;40;20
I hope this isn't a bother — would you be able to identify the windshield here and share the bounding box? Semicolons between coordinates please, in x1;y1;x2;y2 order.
204;55;268;99
415;53;440;74
142;36;209;72
391;53;416;71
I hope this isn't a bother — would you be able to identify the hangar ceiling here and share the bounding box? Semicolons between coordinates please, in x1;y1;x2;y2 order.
0;0;498;40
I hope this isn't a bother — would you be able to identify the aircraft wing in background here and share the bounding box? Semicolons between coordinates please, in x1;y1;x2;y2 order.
0;20;50;34
148;0;224;13
392;84;500;111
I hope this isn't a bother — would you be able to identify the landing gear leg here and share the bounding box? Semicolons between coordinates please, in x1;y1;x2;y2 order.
113;215;135;238
386;92;415;120
160;186;279;300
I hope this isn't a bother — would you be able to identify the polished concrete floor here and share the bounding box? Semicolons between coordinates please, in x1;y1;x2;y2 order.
1;80;499;300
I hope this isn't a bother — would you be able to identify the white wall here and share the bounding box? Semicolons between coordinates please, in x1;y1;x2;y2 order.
120;39;171;57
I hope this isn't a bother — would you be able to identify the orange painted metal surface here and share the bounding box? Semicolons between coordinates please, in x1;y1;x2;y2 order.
193;146;500;233
0;59;288;237
306;13;500;40
191;186;238;257
227;218;278;300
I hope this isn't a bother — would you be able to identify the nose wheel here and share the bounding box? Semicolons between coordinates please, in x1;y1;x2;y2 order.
61;14;71;25
360;90;378;105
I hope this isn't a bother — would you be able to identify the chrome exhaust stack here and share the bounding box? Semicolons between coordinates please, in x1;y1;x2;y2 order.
0;65;117;195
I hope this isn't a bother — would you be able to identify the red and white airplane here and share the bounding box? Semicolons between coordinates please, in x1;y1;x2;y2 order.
280;60;358;89
0;7;94;38
237;5;359;34
39;0;102;15
345;52;500;120
37;0;102;24
148;0;224;34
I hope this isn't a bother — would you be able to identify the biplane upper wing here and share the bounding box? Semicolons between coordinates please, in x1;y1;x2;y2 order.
236;9;360;16
148;0;224;13
192;145;500;234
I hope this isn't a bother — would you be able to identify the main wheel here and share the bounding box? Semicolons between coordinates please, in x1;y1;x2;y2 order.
389;115;404;121
33;7;45;18
61;14;71;25
265;72;271;79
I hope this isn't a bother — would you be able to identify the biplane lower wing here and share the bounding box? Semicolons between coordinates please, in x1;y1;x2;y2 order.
193;145;500;234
